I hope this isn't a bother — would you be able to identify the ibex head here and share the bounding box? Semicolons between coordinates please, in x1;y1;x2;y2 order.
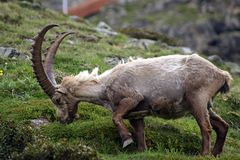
31;24;79;124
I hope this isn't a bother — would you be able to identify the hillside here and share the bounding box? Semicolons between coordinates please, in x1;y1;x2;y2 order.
90;0;240;63
0;1;240;160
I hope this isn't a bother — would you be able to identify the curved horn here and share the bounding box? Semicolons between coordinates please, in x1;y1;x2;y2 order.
31;24;58;98
44;32;75;86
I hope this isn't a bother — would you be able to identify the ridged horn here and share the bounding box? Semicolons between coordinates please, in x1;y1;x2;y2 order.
44;32;75;86
31;24;58;98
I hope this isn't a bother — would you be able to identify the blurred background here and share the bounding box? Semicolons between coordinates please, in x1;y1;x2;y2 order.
42;0;240;64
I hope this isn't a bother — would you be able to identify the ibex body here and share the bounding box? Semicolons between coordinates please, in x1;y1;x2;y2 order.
32;25;232;156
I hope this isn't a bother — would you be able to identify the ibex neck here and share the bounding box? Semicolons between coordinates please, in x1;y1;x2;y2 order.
68;81;110;108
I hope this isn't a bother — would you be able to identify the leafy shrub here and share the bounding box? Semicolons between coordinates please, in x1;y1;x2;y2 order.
12;138;99;160
120;27;179;46
0;117;33;159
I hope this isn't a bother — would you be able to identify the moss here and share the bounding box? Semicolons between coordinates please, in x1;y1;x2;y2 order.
145;118;201;155
41;112;201;155
11;138;99;160
0;100;55;122
120;27;179;46
0;118;33;159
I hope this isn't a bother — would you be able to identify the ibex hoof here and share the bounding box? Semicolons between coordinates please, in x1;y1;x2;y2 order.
74;113;80;119
122;138;134;148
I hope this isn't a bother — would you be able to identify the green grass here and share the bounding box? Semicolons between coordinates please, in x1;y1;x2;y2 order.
0;1;240;160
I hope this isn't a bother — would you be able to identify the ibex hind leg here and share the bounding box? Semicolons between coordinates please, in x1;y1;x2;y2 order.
129;118;147;151
187;93;212;155
209;108;229;157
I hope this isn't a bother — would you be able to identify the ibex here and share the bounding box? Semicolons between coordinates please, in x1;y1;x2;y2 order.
31;25;232;156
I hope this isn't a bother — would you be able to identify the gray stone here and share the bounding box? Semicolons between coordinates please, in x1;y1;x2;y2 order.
70;15;84;22
105;56;142;66
95;21;118;36
105;57;121;66
225;62;240;75
178;47;194;55
30;118;49;129
0;47;29;60
67;39;75;45
20;1;43;9
208;55;224;64
80;35;99;42
25;38;34;43
124;38;156;50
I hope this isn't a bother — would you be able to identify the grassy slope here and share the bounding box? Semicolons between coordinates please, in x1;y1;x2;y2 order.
0;2;240;160
90;0;227;29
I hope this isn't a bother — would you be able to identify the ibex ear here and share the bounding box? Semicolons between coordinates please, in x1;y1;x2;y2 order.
90;79;99;84
91;68;99;77
69;87;74;93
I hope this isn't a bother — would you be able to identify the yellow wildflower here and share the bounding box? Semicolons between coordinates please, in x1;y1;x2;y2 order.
0;70;3;76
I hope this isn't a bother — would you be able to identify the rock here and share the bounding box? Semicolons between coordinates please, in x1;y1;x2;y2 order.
0;47;29;60
25;38;34;43
70;15;84;22
124;38;156;50
20;1;43;10
30;118;49;129
105;56;142;66
179;47;194;55
79;34;99;42
225;62;240;75
166;46;194;55
95;21;118;36
67;40;75;45
204;32;240;62
105;57;121;66
120;27;178;46
90;0;240;63
208;55;224;64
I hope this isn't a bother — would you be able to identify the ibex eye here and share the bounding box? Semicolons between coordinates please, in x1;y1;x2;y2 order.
56;98;61;104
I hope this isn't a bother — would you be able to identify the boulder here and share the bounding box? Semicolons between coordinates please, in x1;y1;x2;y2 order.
0;47;29;60
225;62;240;75
95;21;118;36
124;38;156;50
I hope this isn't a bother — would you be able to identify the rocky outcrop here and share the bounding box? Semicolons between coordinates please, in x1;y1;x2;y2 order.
0;47;29;60
90;0;240;63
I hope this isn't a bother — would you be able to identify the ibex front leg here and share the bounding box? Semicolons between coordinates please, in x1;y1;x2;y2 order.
112;88;143;148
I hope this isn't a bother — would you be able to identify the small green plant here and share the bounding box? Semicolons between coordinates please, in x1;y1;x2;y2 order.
145;122;201;155
0;118;33;159
12;138;99;160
